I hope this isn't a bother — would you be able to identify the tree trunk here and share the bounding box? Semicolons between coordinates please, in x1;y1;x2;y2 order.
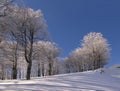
38;63;40;77
48;62;52;75
12;59;17;79
42;64;44;76
12;42;18;79
12;67;17;79
1;65;5;80
26;62;32;80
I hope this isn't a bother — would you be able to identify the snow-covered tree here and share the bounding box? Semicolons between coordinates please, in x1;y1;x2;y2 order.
0;41;13;80
0;0;15;17
33;41;61;76
7;7;49;80
0;0;16;42
64;32;111;73
81;32;111;69
0;41;21;79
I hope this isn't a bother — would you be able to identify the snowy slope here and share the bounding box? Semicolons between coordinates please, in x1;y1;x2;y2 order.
0;67;120;91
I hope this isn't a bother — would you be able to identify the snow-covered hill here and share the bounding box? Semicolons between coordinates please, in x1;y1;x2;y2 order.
0;66;120;91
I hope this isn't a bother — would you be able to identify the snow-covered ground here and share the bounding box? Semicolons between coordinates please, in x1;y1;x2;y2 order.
0;66;120;91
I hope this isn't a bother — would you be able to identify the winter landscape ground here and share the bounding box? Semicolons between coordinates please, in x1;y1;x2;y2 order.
0;65;120;91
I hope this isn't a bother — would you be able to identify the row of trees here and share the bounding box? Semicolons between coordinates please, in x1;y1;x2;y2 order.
64;32;111;73
0;40;60;80
0;0;111;80
0;0;56;80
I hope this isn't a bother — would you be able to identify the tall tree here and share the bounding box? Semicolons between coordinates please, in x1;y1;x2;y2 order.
8;7;49;80
33;41;60;76
81;32;111;69
0;41;14;80
1;41;20;79
0;0;15;42
2;6;49;80
64;32;111;73
0;0;15;17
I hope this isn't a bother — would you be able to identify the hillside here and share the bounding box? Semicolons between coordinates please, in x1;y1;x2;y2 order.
0;66;120;91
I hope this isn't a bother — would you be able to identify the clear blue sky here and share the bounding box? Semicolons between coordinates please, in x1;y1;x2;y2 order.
23;0;120;66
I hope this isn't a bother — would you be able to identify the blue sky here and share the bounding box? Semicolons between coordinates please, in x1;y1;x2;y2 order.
23;0;120;66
